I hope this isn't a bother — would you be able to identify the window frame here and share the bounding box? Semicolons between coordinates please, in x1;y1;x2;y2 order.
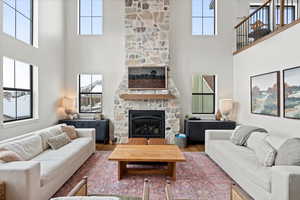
78;74;103;114
2;0;34;45
192;75;216;114
249;4;296;26
3;60;33;123
192;0;216;36
79;0;103;35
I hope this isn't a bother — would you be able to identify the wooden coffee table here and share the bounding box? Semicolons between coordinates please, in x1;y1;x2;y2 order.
108;145;186;180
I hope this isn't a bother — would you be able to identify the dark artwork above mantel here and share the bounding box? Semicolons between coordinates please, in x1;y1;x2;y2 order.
128;66;167;89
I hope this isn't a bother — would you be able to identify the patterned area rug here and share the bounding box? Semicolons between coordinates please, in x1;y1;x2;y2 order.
53;151;233;200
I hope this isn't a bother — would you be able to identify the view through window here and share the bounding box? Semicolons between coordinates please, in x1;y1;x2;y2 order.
192;74;216;114
192;0;216;35
79;74;103;113
79;0;103;35
2;0;33;44
3;57;33;122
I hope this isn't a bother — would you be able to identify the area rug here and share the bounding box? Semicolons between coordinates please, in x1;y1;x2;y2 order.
53;151;233;200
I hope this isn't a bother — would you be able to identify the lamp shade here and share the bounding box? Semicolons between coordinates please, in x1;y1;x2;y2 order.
219;99;233;114
62;97;75;114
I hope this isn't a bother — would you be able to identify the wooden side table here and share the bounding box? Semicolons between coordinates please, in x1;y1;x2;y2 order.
0;182;5;200
231;184;253;200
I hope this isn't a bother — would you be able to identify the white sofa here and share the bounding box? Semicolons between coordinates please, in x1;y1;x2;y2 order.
0;124;96;200
205;130;300;200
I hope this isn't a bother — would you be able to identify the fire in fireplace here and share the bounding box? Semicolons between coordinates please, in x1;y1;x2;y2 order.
129;110;165;138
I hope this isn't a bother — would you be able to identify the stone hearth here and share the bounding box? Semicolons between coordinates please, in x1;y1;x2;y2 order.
113;0;180;144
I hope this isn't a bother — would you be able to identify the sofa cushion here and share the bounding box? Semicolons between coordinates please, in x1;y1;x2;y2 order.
32;137;92;186
246;132;268;150
37;126;64;150
265;135;289;151
0;135;43;160
230;125;267;146
47;133;71;150
275;138;300;166
208;140;272;192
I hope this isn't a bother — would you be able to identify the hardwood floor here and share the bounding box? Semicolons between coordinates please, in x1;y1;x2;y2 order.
96;144;205;152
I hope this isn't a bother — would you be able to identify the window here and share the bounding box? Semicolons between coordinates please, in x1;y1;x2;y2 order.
79;74;103;113
3;57;33;122
192;74;216;114
249;5;270;27
250;5;296;27
276;5;295;25
2;0;33;44
79;0;103;35
192;0;216;35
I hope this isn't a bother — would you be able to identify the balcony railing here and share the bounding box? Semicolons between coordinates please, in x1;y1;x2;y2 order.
235;0;300;51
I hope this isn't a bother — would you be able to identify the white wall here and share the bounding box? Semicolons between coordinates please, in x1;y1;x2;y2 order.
233;23;300;137
64;0;125;119
64;0;237;124
170;0;236;120
0;0;65;140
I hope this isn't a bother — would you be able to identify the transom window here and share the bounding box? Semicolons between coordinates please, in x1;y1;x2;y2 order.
3;57;33;122
2;0;33;44
79;0;103;35
192;74;216;114
192;0;216;35
79;74;103;113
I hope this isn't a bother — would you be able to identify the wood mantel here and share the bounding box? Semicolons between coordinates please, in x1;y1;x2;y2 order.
120;93;176;100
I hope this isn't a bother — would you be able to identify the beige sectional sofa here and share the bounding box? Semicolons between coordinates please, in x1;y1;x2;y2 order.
0;124;96;200
205;130;300;200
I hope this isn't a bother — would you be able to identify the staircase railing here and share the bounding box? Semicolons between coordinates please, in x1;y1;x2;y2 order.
235;0;299;51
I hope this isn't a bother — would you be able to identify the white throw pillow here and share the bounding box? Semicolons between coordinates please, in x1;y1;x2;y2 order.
246;132;268;150
37;126;63;150
0;135;43;160
47;133;71;150
265;135;289;151
254;139;277;167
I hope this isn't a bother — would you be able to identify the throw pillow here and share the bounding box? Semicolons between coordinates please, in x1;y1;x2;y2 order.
275;138;300;166
38;130;62;150
0;135;43;160
62;125;78;140
0;149;24;163
254;139;277;167
47;133;71;150
230;125;267;146
246;132;268;150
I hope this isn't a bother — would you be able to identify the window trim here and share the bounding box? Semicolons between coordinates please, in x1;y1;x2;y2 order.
3;62;33;123
2;0;34;45
78;74;103;113
192;0;216;36
192;75;216;114
78;0;103;35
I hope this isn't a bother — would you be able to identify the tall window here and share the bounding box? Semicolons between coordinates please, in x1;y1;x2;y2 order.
192;74;216;114
192;0;216;35
3;57;33;122
79;74;103;113
79;0;103;35
2;0;33;44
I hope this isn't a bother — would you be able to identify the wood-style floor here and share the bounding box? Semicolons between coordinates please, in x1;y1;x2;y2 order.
96;144;205;152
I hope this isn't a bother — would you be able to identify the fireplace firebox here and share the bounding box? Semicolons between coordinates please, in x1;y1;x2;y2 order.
129;110;165;138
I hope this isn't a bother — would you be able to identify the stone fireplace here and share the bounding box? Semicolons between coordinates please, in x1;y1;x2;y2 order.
113;0;180;144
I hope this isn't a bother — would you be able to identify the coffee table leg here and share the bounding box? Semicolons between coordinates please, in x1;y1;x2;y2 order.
118;161;127;180
168;162;176;181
